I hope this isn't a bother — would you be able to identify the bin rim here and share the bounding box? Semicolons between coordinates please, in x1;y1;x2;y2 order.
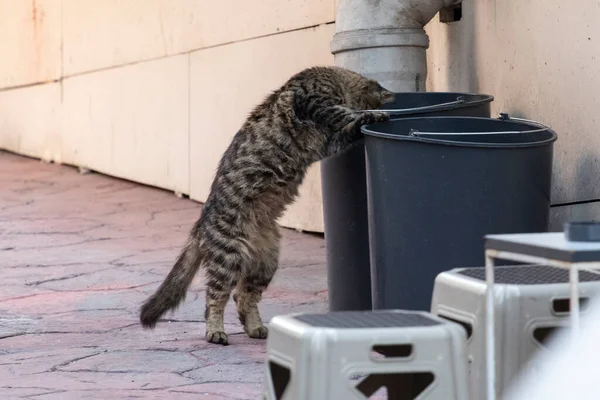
361;116;558;149
374;92;494;116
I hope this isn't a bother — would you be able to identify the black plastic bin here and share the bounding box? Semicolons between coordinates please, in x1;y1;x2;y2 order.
322;93;493;312
362;115;558;311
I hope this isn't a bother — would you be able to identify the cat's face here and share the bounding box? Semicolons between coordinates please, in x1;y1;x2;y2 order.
351;80;395;110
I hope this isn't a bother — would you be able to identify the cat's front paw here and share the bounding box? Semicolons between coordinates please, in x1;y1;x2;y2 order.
360;111;390;125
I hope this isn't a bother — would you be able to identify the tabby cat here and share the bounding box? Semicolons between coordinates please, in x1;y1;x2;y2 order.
140;66;394;345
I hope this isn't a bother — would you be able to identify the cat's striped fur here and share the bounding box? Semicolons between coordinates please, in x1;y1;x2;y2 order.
139;66;394;345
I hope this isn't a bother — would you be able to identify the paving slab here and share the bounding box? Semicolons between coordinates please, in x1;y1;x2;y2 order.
0;151;328;399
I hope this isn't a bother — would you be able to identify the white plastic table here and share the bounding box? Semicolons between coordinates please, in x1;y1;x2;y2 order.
484;232;600;400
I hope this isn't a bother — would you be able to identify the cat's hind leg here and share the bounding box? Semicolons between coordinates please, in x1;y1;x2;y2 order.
234;238;279;339
204;256;242;345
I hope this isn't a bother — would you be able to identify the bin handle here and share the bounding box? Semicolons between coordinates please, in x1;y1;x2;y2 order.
497;113;552;130
359;96;466;115
408;113;550;137
409;130;526;136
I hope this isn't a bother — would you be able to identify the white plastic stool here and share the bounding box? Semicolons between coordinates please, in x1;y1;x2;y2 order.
431;264;600;399
263;310;469;400
484;231;600;400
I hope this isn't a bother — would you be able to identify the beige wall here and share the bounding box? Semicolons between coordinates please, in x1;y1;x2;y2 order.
425;0;600;227
0;0;336;232
5;0;598;232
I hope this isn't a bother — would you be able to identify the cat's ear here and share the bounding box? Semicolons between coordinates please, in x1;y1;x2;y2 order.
366;80;382;92
368;80;391;94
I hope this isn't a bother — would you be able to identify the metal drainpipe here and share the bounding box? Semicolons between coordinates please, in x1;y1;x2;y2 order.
322;0;463;313
331;0;462;91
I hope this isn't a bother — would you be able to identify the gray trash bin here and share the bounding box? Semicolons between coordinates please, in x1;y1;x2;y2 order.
322;93;493;312
362;115;558;311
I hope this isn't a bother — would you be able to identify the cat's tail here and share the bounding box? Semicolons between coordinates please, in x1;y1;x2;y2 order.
139;239;203;329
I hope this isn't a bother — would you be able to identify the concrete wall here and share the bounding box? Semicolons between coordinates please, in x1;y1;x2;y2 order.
0;0;336;232
425;0;600;229
4;0;598;233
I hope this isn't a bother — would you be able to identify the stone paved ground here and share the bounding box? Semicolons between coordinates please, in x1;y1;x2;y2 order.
0;151;328;399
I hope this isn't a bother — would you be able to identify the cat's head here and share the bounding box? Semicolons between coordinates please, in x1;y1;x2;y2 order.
344;73;395;110
360;80;395;109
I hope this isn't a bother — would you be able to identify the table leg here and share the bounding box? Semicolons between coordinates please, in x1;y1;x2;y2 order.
485;252;496;400
569;264;580;339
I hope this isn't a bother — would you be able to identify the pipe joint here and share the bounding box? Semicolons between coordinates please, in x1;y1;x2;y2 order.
331;28;429;54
